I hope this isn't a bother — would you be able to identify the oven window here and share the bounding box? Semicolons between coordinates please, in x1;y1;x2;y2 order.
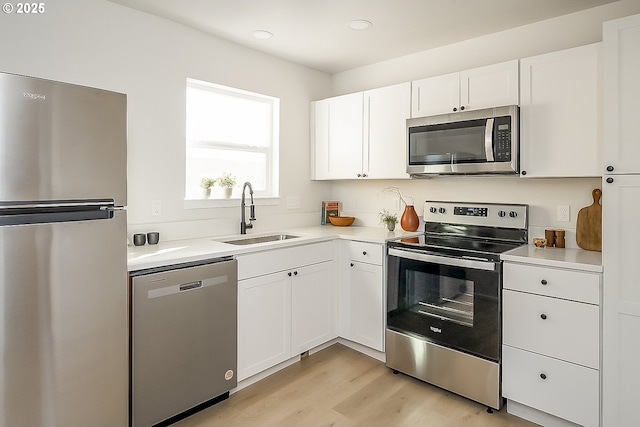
409;119;487;165
387;254;501;361
407;270;474;327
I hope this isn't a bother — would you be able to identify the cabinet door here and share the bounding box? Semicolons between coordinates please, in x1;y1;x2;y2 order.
603;15;640;174
411;72;459;117
327;92;364;179
460;60;519;112
237;272;291;381
311;99;330;180
291;261;337;354
349;261;384;351
602;174;640;426
520;44;601;177
364;83;411;179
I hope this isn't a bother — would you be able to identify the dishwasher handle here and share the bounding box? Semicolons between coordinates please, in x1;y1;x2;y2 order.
179;281;203;291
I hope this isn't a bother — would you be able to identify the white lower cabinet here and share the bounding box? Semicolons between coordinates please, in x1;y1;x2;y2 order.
502;261;601;427
237;242;337;381
339;240;384;352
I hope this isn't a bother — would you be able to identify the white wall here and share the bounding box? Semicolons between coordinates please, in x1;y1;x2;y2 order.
0;0;333;241
327;1;640;248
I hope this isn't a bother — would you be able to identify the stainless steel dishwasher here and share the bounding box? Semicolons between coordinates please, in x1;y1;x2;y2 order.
130;257;237;427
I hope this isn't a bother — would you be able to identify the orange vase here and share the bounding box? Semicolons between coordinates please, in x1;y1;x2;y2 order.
400;205;420;231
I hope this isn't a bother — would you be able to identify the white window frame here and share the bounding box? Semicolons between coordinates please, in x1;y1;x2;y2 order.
184;78;280;207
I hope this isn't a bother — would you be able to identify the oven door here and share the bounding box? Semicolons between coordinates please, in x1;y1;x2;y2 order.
387;248;501;362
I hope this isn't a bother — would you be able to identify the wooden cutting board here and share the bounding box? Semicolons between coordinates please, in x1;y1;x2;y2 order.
576;188;602;251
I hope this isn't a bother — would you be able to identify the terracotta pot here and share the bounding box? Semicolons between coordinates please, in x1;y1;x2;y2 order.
400;205;419;231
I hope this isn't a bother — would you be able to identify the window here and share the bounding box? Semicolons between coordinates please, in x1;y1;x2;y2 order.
185;78;280;200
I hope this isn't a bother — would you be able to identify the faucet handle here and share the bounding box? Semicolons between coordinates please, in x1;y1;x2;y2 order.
250;205;256;221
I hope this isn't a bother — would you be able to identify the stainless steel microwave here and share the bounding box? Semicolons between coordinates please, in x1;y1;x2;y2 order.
407;105;519;176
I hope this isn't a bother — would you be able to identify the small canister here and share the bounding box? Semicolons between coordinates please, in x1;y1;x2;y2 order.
555;229;566;248
545;229;556;247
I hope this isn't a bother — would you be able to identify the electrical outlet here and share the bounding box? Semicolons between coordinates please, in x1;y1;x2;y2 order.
557;205;570;222
393;197;400;211
151;200;162;217
286;196;300;209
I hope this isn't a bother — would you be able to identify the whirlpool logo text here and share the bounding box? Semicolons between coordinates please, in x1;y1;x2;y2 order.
23;92;46;100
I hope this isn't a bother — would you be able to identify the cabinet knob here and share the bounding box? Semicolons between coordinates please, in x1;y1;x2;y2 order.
362;251;367;255
460;106;465;111
521;170;527;176
362;174;367;178
288;272;292;277
606;177;614;184
541;279;548;285
540;373;547;380
294;271;298;276
357;173;362;177
453;107;457;112
606;165;614;172
350;263;354;267
540;314;547;320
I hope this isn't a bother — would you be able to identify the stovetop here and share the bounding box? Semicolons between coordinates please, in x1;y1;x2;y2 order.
388;201;529;262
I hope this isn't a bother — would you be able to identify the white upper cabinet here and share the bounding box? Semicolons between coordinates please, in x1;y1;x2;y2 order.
363;82;411;179
311;92;363;180
411;72;459;117
519;43;601;178
411;60;519;118
311;83;410;180
603;15;640;175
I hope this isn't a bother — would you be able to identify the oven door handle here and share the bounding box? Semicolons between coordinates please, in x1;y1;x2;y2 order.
388;248;496;271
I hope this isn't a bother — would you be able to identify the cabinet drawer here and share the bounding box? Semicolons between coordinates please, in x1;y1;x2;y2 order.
237;241;335;280
349;241;383;265
503;289;599;369
504;262;600;304
503;345;599;427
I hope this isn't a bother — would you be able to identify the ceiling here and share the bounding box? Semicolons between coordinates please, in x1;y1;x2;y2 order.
108;0;617;74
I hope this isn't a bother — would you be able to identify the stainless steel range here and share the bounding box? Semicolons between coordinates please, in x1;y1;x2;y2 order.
386;201;528;410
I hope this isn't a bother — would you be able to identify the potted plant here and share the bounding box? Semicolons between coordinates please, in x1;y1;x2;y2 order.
200;177;216;199
379;209;398;231
217;172;237;198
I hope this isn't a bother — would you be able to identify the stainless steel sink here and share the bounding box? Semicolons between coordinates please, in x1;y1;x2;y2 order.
220;234;300;245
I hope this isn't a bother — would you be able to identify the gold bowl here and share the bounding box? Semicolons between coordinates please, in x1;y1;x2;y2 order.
328;216;355;226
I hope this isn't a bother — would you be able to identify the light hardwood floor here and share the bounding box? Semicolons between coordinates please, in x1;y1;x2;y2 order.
174;343;538;427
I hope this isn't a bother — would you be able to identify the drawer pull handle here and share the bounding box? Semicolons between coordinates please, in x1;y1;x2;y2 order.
541;279;548;285
540;373;547;380
540;314;547;320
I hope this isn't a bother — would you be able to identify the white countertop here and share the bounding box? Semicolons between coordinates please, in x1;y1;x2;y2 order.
501;244;603;272
128;225;423;271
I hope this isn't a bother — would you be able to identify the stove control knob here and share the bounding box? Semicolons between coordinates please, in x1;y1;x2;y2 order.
429;207;437;214
509;211;518;218
438;207;446;214
498;210;506;218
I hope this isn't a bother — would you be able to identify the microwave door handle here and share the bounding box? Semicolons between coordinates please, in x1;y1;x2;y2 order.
485;118;495;162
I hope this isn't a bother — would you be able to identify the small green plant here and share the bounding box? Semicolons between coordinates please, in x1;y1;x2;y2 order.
200;177;216;189
379;209;398;225
217;172;237;188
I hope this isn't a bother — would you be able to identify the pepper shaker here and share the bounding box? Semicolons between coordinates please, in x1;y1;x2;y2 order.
545;229;556;247
555;229;566;248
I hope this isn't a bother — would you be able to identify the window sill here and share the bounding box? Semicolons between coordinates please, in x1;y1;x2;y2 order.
184;196;281;210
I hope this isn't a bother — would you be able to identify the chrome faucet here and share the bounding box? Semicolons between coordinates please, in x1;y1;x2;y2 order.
240;181;256;234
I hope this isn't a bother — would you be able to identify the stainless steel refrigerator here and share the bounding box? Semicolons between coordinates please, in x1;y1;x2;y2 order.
0;72;128;427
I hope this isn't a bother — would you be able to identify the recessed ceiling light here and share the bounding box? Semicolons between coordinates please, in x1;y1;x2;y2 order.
251;30;274;40
349;20;372;30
